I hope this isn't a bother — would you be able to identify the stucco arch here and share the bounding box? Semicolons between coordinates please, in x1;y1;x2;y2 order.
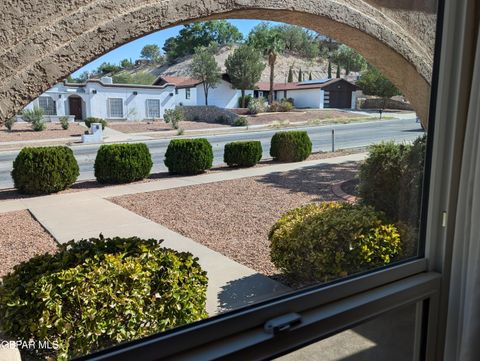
0;0;436;126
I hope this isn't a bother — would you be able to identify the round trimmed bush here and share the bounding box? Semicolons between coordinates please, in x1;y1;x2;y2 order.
84;117;108;130
94;143;153;184
11;146;79;194
224;141;262;167
269;202;401;283
0;236;208;360
270;130;312;162
164;138;213;175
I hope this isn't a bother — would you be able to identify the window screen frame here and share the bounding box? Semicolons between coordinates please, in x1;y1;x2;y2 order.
107;98;124;118
38;96;57;115
146;98;161;119
78;0;450;359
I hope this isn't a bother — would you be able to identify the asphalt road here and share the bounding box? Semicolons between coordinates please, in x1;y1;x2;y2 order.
0;118;424;189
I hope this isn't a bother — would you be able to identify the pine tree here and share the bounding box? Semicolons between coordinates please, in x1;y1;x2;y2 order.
287;67;293;82
328;61;332;78
298;69;303;82
309;72;312;80
336;64;341;78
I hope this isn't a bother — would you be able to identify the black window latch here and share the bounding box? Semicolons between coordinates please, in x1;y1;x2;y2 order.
264;313;302;335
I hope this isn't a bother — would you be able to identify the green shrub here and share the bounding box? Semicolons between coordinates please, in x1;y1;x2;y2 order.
22;107;45;131
59;116;70;130
270;130;312;162
0;236;208;360
84;117;108;130
164;108;184;129
358;137;426;224
233;116;248;127
248;98;266;115
269;202;401;282
94;143;153;184
164;138;213;175
4;116;15;131
11;146;79;194
238;94;253;108
215;115;230;124
224;141;262;167
269;99;293;112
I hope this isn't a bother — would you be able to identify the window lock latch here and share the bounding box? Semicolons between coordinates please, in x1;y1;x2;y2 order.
264;313;302;335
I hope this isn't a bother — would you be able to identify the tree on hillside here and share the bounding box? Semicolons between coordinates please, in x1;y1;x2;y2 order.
248;23;285;104
328;62;332;78
332;45;366;76
357;65;401;109
97;62;121;75
298;69;303;82
336;64;341;78
189;46;221;106
288;67;294;83
318;36;339;79
309;72;313;80
67;71;90;83
163;21;243;61
275;25;320;59
112;71;156;85
120;58;134;69
140;44;162;63
225;45;265;108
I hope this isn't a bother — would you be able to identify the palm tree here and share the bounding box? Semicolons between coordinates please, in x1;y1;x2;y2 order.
266;37;284;104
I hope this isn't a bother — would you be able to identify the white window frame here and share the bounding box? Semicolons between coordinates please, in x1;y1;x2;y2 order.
107;98;124;119
38;96;56;115
146;99;161;119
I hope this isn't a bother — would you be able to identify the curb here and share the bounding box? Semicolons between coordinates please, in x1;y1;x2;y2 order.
331;179;358;204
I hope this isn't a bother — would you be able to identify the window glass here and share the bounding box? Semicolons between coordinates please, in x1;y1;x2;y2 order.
185;88;191;99
38;96;56;115
108;98;123;118
146;99;161;118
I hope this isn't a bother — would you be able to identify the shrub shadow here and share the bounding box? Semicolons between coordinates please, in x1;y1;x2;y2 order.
255;161;359;202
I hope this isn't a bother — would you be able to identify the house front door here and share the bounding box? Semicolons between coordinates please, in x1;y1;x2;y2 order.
69;96;83;120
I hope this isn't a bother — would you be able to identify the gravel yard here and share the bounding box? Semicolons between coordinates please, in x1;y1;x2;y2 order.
0;123;85;142
108;120;227;133
245;109;363;126
111;161;359;277
0;210;58;278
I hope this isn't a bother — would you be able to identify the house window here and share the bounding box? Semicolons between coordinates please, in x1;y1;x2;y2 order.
146;99;161;118
38;96;56;115
175;88;179;95
185;88;191;99
107;98;123;118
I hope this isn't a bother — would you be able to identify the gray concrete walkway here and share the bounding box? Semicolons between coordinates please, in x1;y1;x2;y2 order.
0;153;366;316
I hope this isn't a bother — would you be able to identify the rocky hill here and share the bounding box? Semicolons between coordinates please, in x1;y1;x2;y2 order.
115;45;342;84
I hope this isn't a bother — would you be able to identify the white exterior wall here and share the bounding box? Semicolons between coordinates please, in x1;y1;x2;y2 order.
85;83;175;120
22;81;176;121
175;87;197;107
285;89;324;109
196;80;253;108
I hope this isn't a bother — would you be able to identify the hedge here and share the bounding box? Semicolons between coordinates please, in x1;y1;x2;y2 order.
164;138;213;175
224;141;262;167
0;236;208;360
270;130;312;162
269;202;401;283
11;146;79;194
94;143;153;184
84;117;108;130
358;136;426;224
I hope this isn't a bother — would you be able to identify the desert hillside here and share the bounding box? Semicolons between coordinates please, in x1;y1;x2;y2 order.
116;45;342;84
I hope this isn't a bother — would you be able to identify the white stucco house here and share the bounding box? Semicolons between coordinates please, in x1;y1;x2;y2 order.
23;75;358;122
22;77;176;121
155;74;254;109
255;78;358;109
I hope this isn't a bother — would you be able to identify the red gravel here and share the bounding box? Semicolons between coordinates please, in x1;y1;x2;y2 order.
108;120;227;133
111;161;359;276
0;210;58;278
0;123;85;142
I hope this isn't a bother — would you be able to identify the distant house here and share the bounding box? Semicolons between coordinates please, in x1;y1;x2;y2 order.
255;78;358;109
23;76;358;122
22;77;176;121
154;74;254;109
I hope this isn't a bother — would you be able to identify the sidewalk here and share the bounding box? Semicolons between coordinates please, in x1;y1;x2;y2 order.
0;153;366;315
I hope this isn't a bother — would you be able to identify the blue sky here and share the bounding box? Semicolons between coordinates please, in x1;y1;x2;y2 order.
72;20;285;77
